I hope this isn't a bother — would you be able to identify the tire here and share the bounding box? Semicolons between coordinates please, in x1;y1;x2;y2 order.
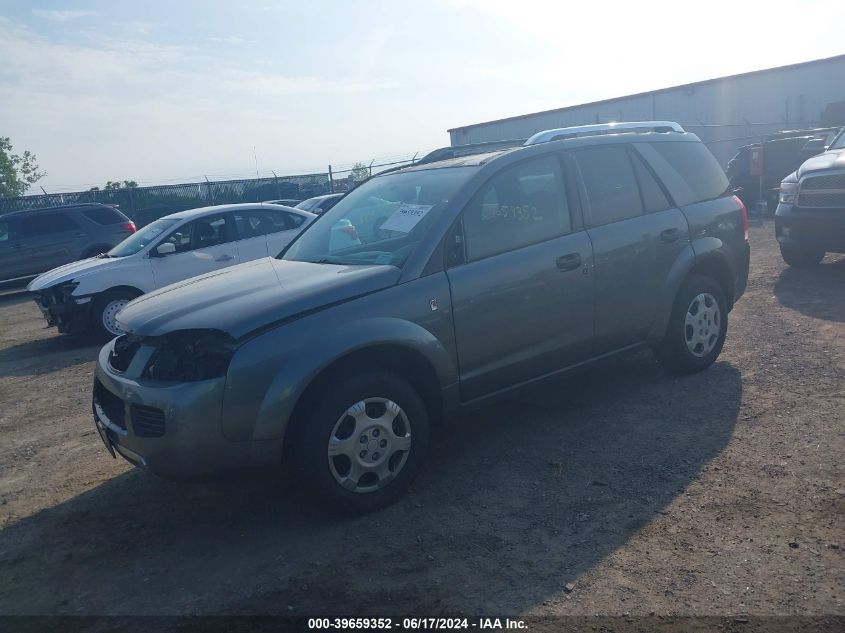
290;370;430;514
91;289;140;341
654;274;728;375
780;245;824;268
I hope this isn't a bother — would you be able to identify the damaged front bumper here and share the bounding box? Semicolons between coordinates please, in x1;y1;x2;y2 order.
92;337;280;478
31;283;92;334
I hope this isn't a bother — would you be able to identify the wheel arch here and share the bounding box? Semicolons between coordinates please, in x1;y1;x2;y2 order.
648;242;736;343
289;343;445;438
223;316;459;443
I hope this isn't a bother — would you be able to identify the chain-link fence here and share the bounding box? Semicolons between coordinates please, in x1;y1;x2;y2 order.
0;153;427;225
0;173;335;226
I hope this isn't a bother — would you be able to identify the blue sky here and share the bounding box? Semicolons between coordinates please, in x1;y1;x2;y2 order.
1;0;843;192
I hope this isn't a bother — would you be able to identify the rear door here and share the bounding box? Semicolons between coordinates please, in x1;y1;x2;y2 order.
574;144;689;354
447;154;594;401
150;213;240;288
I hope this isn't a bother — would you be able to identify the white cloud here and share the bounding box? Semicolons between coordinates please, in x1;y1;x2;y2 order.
210;35;245;45
32;9;97;22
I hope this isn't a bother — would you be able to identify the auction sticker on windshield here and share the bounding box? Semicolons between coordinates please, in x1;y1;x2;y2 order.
379;203;433;233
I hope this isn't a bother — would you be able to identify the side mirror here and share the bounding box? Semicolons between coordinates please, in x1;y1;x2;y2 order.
155;242;176;256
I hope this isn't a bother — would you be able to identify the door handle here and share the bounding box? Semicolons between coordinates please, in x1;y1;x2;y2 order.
74;233;87;239
556;253;582;271
660;228;680;243
215;254;235;262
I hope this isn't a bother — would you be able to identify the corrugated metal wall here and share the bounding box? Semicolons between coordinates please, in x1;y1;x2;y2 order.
448;56;845;165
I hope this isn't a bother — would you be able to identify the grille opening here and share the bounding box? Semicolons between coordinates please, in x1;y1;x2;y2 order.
93;378;126;429
131;405;166;437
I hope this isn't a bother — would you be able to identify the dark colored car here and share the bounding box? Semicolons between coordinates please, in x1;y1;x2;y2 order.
726;127;841;213
775;127;845;266
265;198;302;207
92;121;749;514
0;203;136;284
295;193;344;214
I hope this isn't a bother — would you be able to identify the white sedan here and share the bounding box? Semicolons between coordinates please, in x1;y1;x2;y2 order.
27;203;316;338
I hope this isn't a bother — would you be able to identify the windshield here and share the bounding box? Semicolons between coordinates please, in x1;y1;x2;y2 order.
108;218;178;257
830;128;845;150
283;167;475;267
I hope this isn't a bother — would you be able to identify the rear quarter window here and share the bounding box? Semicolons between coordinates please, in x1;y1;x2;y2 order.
82;207;124;225
643;141;729;207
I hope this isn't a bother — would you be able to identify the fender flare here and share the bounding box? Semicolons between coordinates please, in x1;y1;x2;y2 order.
647;237;735;343
222;317;458;441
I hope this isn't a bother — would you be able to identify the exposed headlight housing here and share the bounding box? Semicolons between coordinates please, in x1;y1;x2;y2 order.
779;181;799;205
143;329;236;382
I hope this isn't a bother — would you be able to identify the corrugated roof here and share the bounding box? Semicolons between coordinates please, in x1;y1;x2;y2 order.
448;54;845;134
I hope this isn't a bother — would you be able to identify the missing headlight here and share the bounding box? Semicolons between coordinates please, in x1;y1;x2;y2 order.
144;329;237;382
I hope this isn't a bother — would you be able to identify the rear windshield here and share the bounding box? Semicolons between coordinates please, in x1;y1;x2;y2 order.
649;141;730;206
107;218;178;257
283;167;475;268
82;207;124;225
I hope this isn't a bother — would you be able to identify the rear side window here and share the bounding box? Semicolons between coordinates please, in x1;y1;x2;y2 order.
575;146;642;226
630;151;671;213
82;207;123;225
648;141;729;206
234;210;292;239
462;155;571;261
21;213;79;237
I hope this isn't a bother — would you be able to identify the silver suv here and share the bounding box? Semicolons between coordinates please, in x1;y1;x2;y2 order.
0;203;136;284
92;122;750;514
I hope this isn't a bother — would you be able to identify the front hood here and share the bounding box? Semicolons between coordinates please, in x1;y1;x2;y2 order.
797;149;845;178
27;256;123;292
116;257;401;339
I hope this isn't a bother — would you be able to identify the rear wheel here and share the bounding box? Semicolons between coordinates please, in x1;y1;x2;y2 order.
91;289;140;340
780;245;824;267
654;274;728;375
290;370;429;514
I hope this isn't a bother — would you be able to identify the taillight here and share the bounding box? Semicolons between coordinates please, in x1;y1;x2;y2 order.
121;221;137;234
733;195;749;242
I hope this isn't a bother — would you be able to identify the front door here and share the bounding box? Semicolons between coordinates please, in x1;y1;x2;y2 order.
18;212;87;275
150;213;240;288
447;154;594;402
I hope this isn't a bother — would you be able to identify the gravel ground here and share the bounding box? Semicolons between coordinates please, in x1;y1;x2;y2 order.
0;221;842;620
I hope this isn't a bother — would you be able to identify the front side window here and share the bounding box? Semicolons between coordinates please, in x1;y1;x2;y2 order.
575;146;643;226
283;167;475;267
462;156;570;262
0;218;18;242
108;218;178;257
159;215;230;252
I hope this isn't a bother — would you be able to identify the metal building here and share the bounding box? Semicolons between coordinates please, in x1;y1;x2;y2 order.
447;54;845;165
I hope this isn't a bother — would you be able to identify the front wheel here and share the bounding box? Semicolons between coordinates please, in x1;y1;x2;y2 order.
290;370;429;514
91;289;140;341
780;245;824;267
654;275;728;375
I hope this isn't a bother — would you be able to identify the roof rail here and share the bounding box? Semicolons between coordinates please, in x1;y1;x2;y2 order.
524;121;685;146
